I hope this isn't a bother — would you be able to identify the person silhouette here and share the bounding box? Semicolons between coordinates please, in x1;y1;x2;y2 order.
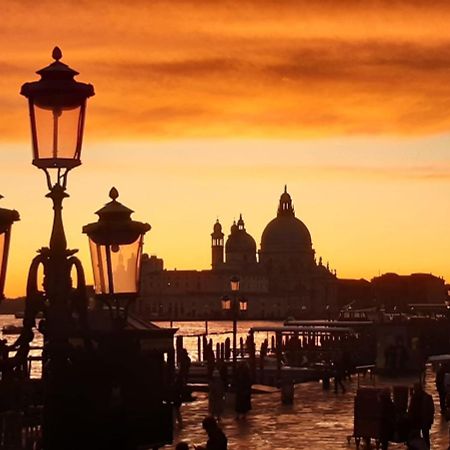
176;442;190;450
194;416;227;450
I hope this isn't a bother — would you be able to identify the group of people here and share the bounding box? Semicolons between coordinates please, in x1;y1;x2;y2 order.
378;383;434;450
384;337;409;374
435;361;450;417
173;359;253;450
208;362;252;421
172;346;251;449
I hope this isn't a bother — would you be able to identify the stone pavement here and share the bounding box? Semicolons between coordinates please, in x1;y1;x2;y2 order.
169;368;450;450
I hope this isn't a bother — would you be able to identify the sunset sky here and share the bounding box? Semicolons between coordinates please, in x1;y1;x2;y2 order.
1;1;450;297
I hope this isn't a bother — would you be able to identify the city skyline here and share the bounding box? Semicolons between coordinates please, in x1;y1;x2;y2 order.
1;1;450;296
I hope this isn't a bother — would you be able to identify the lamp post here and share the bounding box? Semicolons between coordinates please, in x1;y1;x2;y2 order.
19;47;94;347
16;48;175;450
221;275;247;375
82;187;151;328
17;47;96;450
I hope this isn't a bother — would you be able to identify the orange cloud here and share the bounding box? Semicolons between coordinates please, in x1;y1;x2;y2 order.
2;1;450;140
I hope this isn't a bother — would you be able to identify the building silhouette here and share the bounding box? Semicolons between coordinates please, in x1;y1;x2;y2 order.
370;272;447;311
135;187;337;320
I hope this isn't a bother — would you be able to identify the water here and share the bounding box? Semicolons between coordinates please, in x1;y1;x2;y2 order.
154;320;283;360
0;316;281;376
0;314;43;378
2;315;449;448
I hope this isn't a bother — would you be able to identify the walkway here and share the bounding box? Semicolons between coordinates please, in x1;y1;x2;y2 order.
170;368;449;449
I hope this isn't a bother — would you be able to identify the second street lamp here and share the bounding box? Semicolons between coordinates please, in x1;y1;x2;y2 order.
83;187;151;327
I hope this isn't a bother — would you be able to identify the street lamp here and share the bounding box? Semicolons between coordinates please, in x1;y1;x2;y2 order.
230;275;240;292
221;275;247;374
19;47;95;342
83;187;151;326
0;199;20;300
20;46;94;178
16;48;175;450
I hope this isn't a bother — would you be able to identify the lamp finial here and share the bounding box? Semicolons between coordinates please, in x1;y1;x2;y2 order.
109;187;119;201
52;47;62;61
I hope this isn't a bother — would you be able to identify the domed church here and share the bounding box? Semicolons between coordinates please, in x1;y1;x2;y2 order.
138;187;337;320
210;187;336;313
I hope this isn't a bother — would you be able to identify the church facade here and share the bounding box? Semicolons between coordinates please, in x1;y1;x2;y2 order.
134;188;337;320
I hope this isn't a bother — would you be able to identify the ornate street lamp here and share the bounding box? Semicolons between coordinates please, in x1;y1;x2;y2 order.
221;295;231;311
230;275;240;292
15;48;175;450
0;199;19;300
20;47;94;185
239;297;248;312
83;187;151;326
221;275;248;375
18;47;94;346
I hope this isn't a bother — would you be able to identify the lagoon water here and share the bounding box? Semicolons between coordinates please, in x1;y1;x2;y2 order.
154;320;283;360
2;315;450;449
0;315;281;376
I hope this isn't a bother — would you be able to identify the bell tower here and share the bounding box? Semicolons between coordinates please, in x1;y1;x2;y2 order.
211;219;224;270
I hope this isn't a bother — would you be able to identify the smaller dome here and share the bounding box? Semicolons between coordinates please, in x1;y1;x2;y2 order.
225;233;257;254
225;215;256;254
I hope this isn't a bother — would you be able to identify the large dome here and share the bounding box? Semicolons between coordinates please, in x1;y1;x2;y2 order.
261;215;312;253
260;187;312;254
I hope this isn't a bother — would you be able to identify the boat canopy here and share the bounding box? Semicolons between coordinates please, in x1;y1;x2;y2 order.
250;326;355;334
284;320;373;327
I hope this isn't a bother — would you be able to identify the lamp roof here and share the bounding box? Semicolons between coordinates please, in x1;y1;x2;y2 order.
20;47;94;101
83;188;150;245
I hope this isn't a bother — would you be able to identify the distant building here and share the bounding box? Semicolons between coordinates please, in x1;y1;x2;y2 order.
133;188;447;320
336;278;372;309
336;273;447;312
371;272;447;311
135;187;337;320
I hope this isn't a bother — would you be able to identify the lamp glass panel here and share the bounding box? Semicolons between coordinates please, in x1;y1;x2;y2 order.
221;298;231;311
33;103;82;161
110;238;142;294
230;279;240;292
89;239;108;295
239;299;248;312
89;236;143;295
